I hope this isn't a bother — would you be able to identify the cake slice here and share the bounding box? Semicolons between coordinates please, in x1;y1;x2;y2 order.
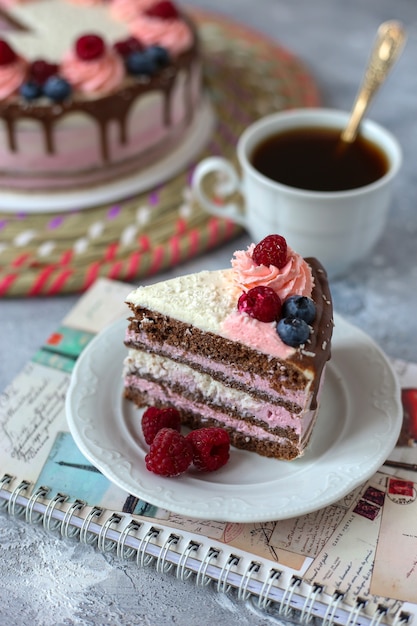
123;235;333;460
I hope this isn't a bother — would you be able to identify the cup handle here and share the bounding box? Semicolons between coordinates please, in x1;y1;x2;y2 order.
192;157;247;227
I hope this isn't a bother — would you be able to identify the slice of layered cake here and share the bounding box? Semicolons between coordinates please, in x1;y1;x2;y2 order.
123;235;333;460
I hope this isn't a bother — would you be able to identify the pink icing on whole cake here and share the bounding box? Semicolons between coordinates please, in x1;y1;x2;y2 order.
110;0;156;21
129;14;193;55
61;47;126;93
0;0;204;191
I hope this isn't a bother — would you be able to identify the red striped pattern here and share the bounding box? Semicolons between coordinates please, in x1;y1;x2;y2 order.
47;269;74;295
12;253;30;268
125;250;142;281
208;217;220;247
59;249;73;265
29;266;55;296
188;228;200;257
83;261;101;291
148;246;164;275
169;234;181;266
104;242;119;262
108;260;123;280
0;273;18;296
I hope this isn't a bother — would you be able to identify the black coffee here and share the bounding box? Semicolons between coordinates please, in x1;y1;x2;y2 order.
250;126;389;192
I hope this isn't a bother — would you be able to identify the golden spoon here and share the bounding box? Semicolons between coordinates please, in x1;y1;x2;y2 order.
340;20;407;144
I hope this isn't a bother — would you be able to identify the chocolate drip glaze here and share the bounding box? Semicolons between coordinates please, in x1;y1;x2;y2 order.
0;27;198;163
295;257;333;409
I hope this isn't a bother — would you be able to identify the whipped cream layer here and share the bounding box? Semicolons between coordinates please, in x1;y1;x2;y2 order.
126;268;302;360
124;350;315;437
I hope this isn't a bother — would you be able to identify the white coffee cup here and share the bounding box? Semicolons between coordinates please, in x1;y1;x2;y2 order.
192;108;402;279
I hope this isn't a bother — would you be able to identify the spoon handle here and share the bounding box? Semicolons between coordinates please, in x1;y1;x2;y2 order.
341;20;407;143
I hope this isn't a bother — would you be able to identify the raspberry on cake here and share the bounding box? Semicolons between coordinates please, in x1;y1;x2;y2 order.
123;235;334;461
0;0;202;191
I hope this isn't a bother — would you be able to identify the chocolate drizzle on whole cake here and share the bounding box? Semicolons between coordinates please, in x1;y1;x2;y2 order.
0;33;198;163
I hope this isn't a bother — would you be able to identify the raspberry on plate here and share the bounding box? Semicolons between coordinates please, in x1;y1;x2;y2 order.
141;406;181;444
186;427;230;472
145;428;193;477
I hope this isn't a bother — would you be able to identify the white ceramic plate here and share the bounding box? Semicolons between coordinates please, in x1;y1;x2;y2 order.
66;314;402;522
0;96;215;214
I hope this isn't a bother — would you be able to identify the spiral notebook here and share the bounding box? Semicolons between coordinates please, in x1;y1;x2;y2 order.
1;277;417;626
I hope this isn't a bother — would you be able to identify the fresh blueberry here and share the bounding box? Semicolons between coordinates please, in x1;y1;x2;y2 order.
145;45;170;67
125;51;158;76
43;76;72;102
20;81;42;101
277;317;311;347
282;295;316;324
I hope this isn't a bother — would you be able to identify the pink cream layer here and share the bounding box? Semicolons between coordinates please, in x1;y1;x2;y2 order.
125;329;312;408
123;348;318;436
124;371;311;436
125;376;310;448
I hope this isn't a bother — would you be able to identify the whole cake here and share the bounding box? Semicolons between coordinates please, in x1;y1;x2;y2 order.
123;235;334;460
0;0;202;191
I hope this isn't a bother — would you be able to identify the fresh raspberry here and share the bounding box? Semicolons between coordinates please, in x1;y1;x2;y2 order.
238;286;281;323
0;40;17;66
75;34;105;61
186;427;230;472
141;406;181;445
29;60;59;85
252;234;287;269
145;428;193;476
113;36;144;58
145;1;179;19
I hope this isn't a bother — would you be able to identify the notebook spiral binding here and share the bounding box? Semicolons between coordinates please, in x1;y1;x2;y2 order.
0;474;412;626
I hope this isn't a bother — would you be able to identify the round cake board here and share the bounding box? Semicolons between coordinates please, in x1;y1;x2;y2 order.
0;9;320;297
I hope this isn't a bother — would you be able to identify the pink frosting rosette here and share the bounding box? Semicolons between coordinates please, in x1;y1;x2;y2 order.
110;0;157;21
232;243;314;301
60;47;126;94
0;56;27;99
129;15;193;55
